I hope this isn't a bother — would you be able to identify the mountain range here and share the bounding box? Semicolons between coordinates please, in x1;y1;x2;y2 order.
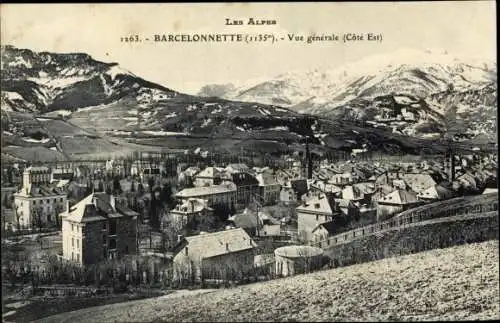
1;46;496;163
199;48;497;140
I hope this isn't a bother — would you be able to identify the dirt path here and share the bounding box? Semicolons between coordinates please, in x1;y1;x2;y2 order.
36;240;499;322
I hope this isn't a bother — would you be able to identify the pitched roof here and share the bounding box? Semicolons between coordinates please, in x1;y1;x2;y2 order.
417;185;453;200
226;164;250;173
296;193;336;215
16;183;66;198
341;185;364;201
173;198;212;214
399;174;437;194
180;228;257;259
256;173;278;186
196;167;224;179
378;189;418;205
176;183;237;198
64;192;138;223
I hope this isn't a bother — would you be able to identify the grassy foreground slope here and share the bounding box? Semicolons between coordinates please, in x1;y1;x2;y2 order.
38;240;499;322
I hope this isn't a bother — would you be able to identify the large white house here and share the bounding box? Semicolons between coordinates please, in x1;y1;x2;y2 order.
13;166;67;229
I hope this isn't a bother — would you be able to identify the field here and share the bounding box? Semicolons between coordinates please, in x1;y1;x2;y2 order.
35;240;499;322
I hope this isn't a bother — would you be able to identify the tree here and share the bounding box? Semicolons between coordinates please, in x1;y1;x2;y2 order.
147;177;155;194
137;183;145;196
112;177;122;195
160;183;173;208
32;206;43;232
54;204;64;229
14;204;21;232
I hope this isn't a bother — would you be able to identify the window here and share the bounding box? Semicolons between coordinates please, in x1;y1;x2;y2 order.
109;238;116;250
72;238;74;247
72;224;75;231
102;222;107;230
102;234;106;244
76;253;80;261
109;219;117;235
76;239;79;248
71;252;74;261
60;198;63;202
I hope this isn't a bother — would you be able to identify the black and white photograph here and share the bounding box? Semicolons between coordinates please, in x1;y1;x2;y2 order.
0;2;498;322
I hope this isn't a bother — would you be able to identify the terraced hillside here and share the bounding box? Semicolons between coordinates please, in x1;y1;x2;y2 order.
36;240;499;322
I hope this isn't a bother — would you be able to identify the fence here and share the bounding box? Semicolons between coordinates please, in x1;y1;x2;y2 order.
311;193;499;250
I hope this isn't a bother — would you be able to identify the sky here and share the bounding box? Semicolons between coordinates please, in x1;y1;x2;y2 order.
1;2;496;94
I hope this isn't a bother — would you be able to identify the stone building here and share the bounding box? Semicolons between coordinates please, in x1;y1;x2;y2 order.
296;193;337;243
376;189;420;222
13;166;67;229
173;228;257;281
274;245;324;277
175;183;237;209
255;172;281;206
61;192;138;266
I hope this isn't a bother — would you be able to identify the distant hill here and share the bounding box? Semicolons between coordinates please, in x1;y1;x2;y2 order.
1;46;485;163
203;48;497;140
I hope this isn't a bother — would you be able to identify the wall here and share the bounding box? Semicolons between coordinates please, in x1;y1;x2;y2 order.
376;203;403;222
83;221;106;265
275;254;323;277
297;210;332;242
323;214;498;268
116;216;138;256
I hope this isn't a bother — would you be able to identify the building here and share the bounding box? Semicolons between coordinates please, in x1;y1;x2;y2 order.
296;193;337;242
274;245;324;277
13;166;67;229
230;172;260;207
175;183;237;209
328;172;355;186
255;172;281;206
341;185;365;203
376;189;420;222
225;163;251;175
228;208;281;237
172;228;257;281
51;167;74;182
61;192;138;266
417;184;454;202
170;198;213;227
193;167;226;187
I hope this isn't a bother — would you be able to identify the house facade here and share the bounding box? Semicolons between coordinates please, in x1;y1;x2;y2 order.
173;228;257;281
13;167;67;229
376;189;420;221
256;173;281;206
296;193;337;243
175;183;237;209
61;192;138;266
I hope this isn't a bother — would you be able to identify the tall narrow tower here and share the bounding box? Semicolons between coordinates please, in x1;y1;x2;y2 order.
305;137;313;180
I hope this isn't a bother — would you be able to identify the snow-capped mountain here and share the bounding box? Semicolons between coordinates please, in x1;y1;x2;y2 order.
1;45;179;113
202;48;497;139
1;46;494;163
220;48;496;111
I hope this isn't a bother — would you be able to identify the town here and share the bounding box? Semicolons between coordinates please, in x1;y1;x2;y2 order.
2;142;497;309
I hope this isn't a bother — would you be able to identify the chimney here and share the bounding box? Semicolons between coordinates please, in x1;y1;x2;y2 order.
226;243;229;251
177;234;183;243
110;194;116;211
66;200;70;213
185;247;189;256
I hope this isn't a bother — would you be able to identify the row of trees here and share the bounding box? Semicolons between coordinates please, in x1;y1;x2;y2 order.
3;255;277;290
